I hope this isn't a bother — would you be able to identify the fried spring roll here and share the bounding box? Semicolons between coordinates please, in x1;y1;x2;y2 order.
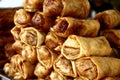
94;10;120;29
11;26;22;40
51;17;82;38
75;57;120;80
53;54;77;77
21;45;37;64
34;62;51;78
3;63;16;78
50;71;67;80
61;35;112;60
24;0;44;12
61;0;90;18
76;19;100;37
36;45;57;69
4;54;35;79
45;32;65;51
100;29;120;48
43;0;90;18
14;9;33;26
32;11;54;32
0;7;21;30
19;27;45;47
43;0;63;17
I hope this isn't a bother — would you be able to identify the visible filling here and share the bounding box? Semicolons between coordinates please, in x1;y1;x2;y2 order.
55;20;68;33
32;13;45;27
62;36;80;59
56;57;72;74
25;32;37;46
63;46;80;57
75;59;97;80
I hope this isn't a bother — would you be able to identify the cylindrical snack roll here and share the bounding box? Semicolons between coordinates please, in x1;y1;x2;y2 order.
24;0;44;12
45;31;65;51
94;10;120;29
36;45;57;69
53;54;77;77
4;54;35;79
34;62;52;78
51;17;82;38
76;19;100;37
61;0;90;18
43;0;90;18
19;27;46;47
14;9;33;26
21;45;37;64
61;35;112;60
75;57;120;80
100;29;120;48
50;71;67;80
43;0;63;17
32;11;54;32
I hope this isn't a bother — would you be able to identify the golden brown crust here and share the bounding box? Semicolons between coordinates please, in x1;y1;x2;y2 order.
36;45;57;69
32;11;55;32
61;0;90;18
61;35;112;60
14;9;33;26
100;29;120;48
53;54;77;77
75;57;120;80
24;0;44;12
43;0;90;18
94;10;120;29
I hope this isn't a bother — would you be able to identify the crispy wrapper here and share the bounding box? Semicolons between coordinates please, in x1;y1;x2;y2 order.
11;26;22;40
19;27;45;47
32;11;54;32
94;10;120;29
45;31;65;51
75;57;120;80
53;54;77;77
51;17;82;38
43;0;63;17
61;0;90;18
4;54;35;79
34;62;52;78
37;45;58;69
50;71;67;80
14;9;33;26
100;29;120;48
76;19;100;37
21;45;37;64
24;0;44;12
61;35;112;60
43;0;90;18
4;63;16;78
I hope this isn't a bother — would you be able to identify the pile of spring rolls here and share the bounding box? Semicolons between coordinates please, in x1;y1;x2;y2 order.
3;0;120;80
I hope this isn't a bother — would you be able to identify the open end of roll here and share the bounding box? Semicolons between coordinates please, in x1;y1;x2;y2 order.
54;19;68;33
75;58;97;80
